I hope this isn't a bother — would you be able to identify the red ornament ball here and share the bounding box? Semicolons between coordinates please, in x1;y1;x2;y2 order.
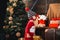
25;7;30;12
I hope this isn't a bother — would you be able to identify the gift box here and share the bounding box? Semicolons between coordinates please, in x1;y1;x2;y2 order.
51;18;60;20
38;19;45;24
49;19;59;28
47;4;60;20
49;24;59;28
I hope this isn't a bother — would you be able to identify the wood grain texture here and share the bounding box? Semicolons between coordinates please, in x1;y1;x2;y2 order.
47;3;60;20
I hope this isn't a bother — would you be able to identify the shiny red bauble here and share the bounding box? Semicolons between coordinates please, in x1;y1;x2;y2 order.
25;7;30;12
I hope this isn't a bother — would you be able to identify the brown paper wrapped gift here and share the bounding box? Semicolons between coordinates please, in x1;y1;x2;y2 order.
47;3;60;20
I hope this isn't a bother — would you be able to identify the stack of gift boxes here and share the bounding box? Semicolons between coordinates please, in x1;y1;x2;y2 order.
49;18;60;29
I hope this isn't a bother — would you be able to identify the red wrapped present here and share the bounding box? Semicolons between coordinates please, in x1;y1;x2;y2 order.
38;19;45;24
49;19;59;28
49;24;58;28
51;18;60;20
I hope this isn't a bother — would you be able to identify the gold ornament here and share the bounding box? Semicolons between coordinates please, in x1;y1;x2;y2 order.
13;2;17;7
8;6;14;15
11;26;17;28
11;26;14;28
13;0;18;2
9;21;13;24
3;26;9;29
16;32;21;37
6;7;9;11
3;26;6;29
22;0;28;4
9;0;13;3
22;0;29;7
8;16;13;20
18;38;24;40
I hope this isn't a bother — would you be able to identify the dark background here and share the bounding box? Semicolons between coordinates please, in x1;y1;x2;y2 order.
0;0;8;40
0;0;8;28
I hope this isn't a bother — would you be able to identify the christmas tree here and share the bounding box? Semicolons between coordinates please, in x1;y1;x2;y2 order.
3;0;28;39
